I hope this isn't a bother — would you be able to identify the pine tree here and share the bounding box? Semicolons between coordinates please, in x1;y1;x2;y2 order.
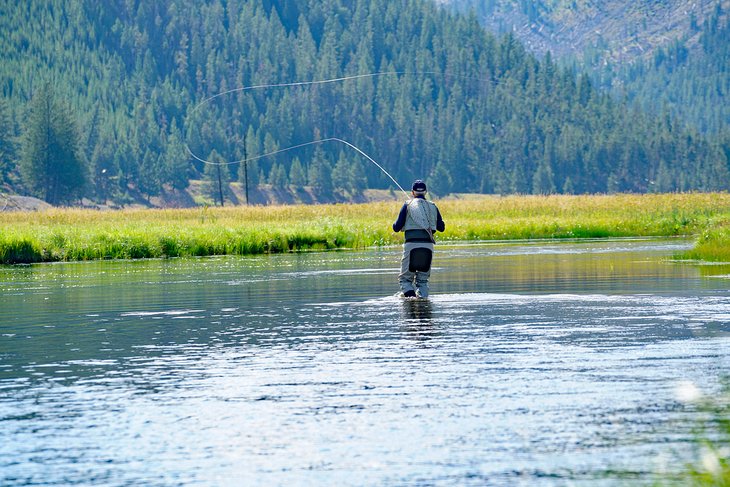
246;160;261;188
348;158;368;196
113;138;137;197
653;160;674;193
89;129;119;203
0;100;16;184
532;158;556;194
562;177;575;195
202;150;228;206
308;146;333;196
237;126;261;201
331;151;352;194
428;163;452;197
268;162;288;188
138;149;162;200
289;157;307;187
20;85;87;205
163;120;190;191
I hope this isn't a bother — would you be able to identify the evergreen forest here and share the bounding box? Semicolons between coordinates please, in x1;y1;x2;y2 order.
444;0;730;136
604;3;730;135
1;0;729;206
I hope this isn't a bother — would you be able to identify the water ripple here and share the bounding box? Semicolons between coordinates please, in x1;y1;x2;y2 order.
1;240;729;485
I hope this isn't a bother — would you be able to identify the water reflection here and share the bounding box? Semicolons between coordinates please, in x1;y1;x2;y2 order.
400;298;437;340
698;263;730;279
401;298;433;323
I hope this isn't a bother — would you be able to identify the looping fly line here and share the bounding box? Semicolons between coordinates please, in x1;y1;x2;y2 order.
184;70;495;197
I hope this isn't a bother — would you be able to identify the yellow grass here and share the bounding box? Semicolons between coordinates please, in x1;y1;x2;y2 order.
2;193;729;263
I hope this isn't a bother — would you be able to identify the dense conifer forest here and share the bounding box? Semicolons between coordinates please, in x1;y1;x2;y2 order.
443;0;730;136
1;0;729;206
606;4;730;135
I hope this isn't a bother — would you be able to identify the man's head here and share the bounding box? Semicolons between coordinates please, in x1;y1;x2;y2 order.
411;179;427;196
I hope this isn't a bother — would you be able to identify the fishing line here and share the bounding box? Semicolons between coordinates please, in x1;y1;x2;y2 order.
186;137;408;195
189;71;406;115
184;70;496;197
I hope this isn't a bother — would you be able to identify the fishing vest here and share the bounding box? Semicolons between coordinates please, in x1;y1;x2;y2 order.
403;198;438;232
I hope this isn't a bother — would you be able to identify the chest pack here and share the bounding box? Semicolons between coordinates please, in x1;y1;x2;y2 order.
407;198;436;242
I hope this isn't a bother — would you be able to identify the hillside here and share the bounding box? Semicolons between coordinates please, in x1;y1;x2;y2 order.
438;0;726;62
604;4;730;134
439;0;730;135
0;0;729;208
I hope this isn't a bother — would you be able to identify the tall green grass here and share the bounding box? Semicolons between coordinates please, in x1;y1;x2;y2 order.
1;193;729;264
679;217;730;263
657;382;730;486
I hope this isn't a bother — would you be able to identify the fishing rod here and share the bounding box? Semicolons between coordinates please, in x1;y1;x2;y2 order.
185;136;408;196
184;70;496;199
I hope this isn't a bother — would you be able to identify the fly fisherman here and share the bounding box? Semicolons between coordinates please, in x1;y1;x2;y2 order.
392;180;446;298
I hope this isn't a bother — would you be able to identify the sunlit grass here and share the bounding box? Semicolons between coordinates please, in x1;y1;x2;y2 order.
680;217;730;263
655;381;730;486
2;193;730;264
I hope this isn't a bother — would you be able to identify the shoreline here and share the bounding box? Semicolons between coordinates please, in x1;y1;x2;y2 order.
2;193;729;265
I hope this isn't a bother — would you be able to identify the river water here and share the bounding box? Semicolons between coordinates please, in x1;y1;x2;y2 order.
1;239;730;485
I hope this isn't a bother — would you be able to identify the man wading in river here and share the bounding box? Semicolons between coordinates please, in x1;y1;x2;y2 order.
392;180;446;298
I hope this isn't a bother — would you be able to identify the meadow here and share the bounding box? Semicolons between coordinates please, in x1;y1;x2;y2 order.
2;193;730;264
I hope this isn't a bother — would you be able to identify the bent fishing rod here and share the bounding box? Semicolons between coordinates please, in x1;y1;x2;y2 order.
184;70;497;199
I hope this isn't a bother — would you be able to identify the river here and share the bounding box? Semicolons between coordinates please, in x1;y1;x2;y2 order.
1;239;729;485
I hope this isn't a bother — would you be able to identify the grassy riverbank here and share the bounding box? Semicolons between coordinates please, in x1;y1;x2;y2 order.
679;217;730;263
2;193;730;264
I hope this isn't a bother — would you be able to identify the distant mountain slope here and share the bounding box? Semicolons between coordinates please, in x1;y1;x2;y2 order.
439;1;730;135
604;4;730;134
437;0;725;62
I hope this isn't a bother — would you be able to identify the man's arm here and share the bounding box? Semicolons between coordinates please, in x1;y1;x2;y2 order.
392;203;408;232
436;208;445;232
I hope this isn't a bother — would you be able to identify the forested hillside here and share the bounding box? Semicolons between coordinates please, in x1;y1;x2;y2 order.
603;4;730;135
439;0;724;61
441;0;730;136
1;0;729;207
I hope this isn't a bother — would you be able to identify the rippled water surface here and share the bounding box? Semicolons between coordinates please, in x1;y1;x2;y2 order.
2;239;730;485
